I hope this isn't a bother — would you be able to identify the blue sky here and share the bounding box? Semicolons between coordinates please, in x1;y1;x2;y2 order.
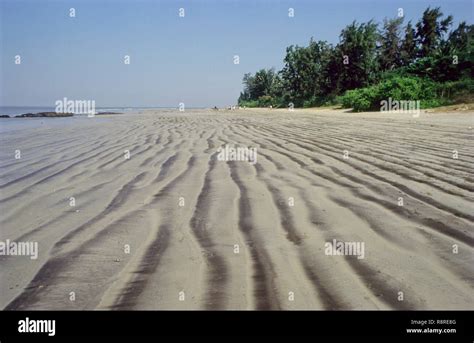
1;0;472;107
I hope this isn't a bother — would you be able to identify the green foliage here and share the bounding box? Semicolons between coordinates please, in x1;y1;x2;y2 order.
239;95;285;108
415;7;453;58
378;17;404;70
257;95;273;107
303;95;339;108
436;78;474;102
378;76;431;99
238;100;259;108
280;39;334;105
400;22;417;66
340;87;380;112
338;20;379;91
419;98;451;108
238;6;473;111
238;68;280;104
340;76;472;111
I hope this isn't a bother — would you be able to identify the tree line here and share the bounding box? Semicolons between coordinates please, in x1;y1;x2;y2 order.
238;7;473;111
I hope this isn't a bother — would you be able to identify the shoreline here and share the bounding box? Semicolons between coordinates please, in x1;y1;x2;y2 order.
2;101;472;119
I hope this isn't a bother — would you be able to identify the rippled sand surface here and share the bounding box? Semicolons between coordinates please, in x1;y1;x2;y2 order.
1;108;473;310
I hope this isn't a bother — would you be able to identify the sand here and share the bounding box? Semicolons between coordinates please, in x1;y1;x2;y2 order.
0;108;473;310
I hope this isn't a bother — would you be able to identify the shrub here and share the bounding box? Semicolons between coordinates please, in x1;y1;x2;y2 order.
238;100;259;108
419;99;452;108
340;76;459;112
257;95;274;107
340;87;381;111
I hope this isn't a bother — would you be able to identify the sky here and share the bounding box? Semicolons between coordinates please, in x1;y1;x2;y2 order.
0;0;472;108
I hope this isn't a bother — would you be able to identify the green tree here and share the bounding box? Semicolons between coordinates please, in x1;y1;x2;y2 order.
338;20;379;91
320;46;343;96
280;39;324;105
238;68;284;106
433;22;474;81
379;17;404;70
400;21;418;66
237;5;472;110
416;7;453;58
238;68;277;102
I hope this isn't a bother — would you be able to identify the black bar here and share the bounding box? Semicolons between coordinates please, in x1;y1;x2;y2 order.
0;311;472;338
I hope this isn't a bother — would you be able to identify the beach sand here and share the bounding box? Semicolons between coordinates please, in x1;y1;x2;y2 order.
0;108;473;310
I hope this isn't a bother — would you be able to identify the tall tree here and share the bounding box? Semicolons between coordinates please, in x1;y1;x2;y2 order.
321;46;343;96
400;21;418;66
379;17;404;70
280;39;333;105
338;20;379;91
253;68;277;97
239;68;278;102
238;5;470;107
433;21;474;81
416;7;453;58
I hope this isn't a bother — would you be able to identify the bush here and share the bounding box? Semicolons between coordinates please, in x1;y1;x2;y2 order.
238;100;260;108
303;95;339;108
241;76;473;111
437;78;474;99
419;99;452;108
340;87;381;111
257;95;274;107
340;76;462;112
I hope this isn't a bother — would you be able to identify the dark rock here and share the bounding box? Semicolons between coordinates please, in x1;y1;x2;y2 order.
0;115;10;118
15;112;73;118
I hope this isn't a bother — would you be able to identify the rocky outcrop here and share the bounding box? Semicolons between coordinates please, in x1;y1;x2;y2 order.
15;112;73;118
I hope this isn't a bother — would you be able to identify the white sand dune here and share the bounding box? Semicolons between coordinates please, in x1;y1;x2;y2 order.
0;108;473;310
